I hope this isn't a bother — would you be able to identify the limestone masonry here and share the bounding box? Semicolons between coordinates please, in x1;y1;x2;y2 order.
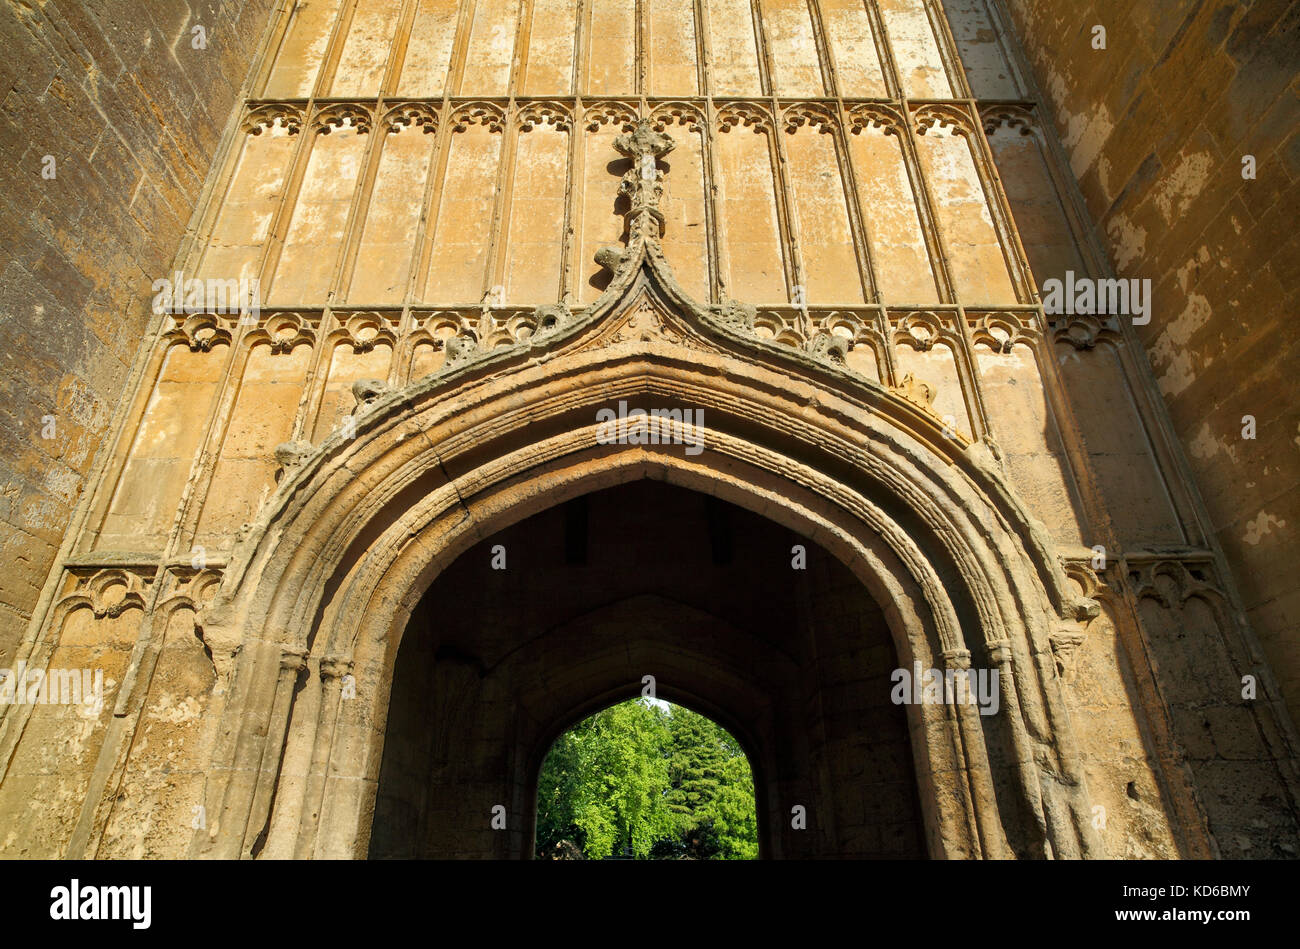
0;0;1295;859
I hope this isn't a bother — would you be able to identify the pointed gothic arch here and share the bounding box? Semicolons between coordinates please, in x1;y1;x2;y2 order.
186;120;1105;861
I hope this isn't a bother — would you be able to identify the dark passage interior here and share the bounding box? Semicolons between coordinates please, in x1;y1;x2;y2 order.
368;478;925;858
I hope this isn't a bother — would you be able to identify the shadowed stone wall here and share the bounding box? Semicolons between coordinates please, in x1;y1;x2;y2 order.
999;0;1300;729
0;0;275;664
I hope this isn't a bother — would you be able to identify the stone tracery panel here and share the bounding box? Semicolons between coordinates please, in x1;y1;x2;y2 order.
5;0;1281;863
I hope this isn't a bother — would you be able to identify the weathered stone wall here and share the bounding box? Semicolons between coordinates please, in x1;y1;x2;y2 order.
1;0;1295;861
0;0;275;665
999;0;1300;729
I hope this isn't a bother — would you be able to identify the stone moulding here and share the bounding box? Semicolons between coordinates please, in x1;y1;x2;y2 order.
173;120;1121;862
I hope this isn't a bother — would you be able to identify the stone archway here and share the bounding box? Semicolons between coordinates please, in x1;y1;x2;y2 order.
185;121;1104;860
186;357;1102;859
366;480;925;859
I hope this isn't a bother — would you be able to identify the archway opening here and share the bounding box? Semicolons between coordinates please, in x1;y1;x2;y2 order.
534;697;758;860
366;478;926;858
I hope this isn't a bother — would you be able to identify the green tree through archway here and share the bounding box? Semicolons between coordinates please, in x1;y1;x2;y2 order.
535;699;759;859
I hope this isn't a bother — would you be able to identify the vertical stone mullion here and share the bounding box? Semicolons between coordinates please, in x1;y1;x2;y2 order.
953;304;992;440
579;0;597;94
389;309;416;388
553;108;580;303
862;0;903;101
751;0;776;97
769;109;807;324
185;113;260;281
70;576;185;858
973;0;1034;98
804;0;836;98
254;123;317;301
484;109;522;305
963;117;1038;304
314;0;362;98
563;101;590;302
571;0;585;94
635;0;647;97
831;107;880;304
701;101;723;303
693;0;711;98
449;0;481;95
383;0;425;98
1027;315;1115;547
922;0;972;99
252;2;302;97
409;110;456;304
169;318;265;556
80;339;185;549
292;310;337;445
330;116;385;305
899;110;956;303
509;0;534;98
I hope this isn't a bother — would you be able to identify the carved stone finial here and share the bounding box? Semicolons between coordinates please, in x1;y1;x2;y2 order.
351;378;389;410
941;647;972;671
613;119;675;241
614;119;675;162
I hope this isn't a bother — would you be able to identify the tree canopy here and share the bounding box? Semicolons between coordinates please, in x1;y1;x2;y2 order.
535;699;758;859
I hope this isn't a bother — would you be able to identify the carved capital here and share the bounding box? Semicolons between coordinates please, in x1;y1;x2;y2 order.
941;648;972;671
319;656;354;681
280;647;309;673
1049;625;1088;680
986;639;1015;665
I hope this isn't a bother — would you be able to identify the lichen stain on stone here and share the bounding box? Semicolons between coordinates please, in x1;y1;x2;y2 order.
1105;212;1146;270
1152;151;1212;225
1062;103;1113;178
1188;422;1237;465
1243;510;1286;546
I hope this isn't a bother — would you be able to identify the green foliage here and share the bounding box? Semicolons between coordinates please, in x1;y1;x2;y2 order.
535;699;758;860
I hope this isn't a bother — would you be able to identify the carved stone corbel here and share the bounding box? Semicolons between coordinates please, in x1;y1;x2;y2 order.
351;378;389;411
594;244;632;276
274;440;314;477
891;372;937;410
